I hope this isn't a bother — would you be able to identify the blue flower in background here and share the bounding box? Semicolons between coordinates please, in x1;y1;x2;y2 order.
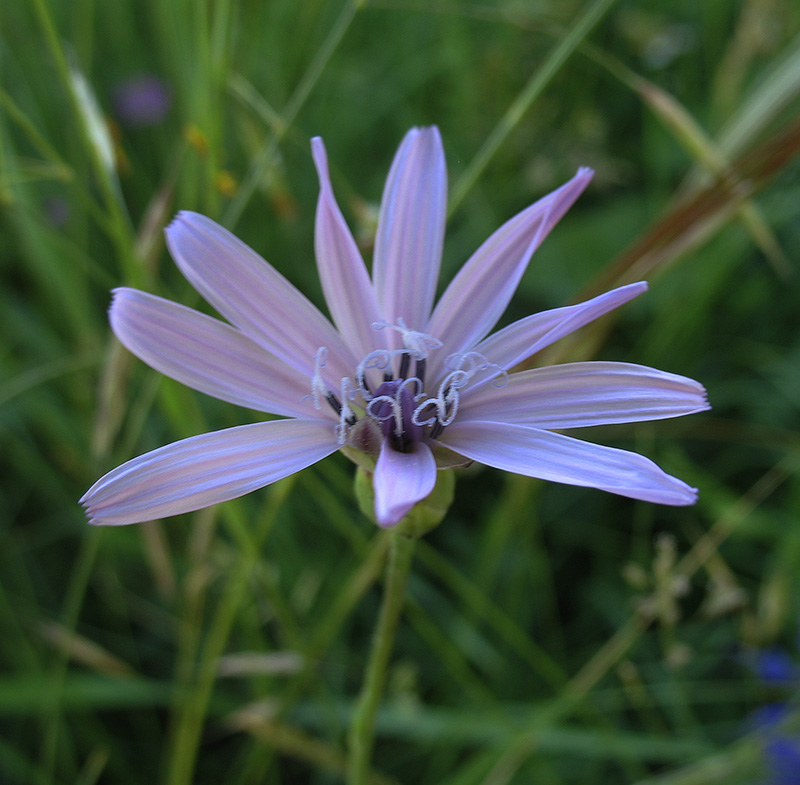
747;636;800;784
753;705;800;785
753;649;799;686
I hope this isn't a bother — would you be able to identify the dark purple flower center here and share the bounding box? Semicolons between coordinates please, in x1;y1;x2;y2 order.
311;334;498;453
369;378;424;451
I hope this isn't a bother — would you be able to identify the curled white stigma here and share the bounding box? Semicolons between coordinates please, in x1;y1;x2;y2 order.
356;349;392;399
445;351;507;387
310;347;329;409
372;317;443;360
335;376;356;444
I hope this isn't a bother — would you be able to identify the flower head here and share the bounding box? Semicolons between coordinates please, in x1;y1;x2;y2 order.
81;126;709;528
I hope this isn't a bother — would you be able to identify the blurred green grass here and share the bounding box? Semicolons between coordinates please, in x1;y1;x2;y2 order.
2;0;800;783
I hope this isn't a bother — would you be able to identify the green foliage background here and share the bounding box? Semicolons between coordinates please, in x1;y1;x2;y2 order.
2;0;800;783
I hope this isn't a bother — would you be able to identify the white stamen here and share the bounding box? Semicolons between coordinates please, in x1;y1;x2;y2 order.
356;350;392;399
372;318;442;360
436;376;461;426
310;347;329;409
491;370;509;388
411;399;439;428
397;376;424;399
335;377;356;444
445;351;505;387
440;369;470;391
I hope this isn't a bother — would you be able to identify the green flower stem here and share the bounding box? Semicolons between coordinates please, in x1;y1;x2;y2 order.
347;530;416;785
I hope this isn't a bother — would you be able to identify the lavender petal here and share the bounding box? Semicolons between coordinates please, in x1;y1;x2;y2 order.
373;127;447;333
373;440;437;527
459;361;709;428
111;288;320;418
81;419;338;526
427;168;593;365
441;420;698;505
312;137;383;360
165;212;356;386
473;282;648;378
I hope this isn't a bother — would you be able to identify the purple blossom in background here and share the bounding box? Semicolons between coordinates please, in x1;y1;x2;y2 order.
746;634;800;784
763;736;800;785
112;74;171;127
750;704;800;785
81;126;709;528
753;649;799;685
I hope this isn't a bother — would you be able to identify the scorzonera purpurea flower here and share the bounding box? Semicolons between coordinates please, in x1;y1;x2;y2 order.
81;127;709;528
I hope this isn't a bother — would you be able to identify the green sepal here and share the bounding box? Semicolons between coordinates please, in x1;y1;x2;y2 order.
354;466;455;538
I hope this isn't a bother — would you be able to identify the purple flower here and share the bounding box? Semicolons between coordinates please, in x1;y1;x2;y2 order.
763;735;800;785
753;649;800;685
81;127;709;528
112;75;172;128
745;632;800;784
749;705;800;785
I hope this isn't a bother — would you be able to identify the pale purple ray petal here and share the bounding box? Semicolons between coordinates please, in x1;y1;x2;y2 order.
165;212;355;386
440;420;698;505
312;137;383;360
110;288;323;419
373;127;447;332
458;361;709;428
373;440;437;528
426;168;594;361
472;282;648;376
81;419;339;526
